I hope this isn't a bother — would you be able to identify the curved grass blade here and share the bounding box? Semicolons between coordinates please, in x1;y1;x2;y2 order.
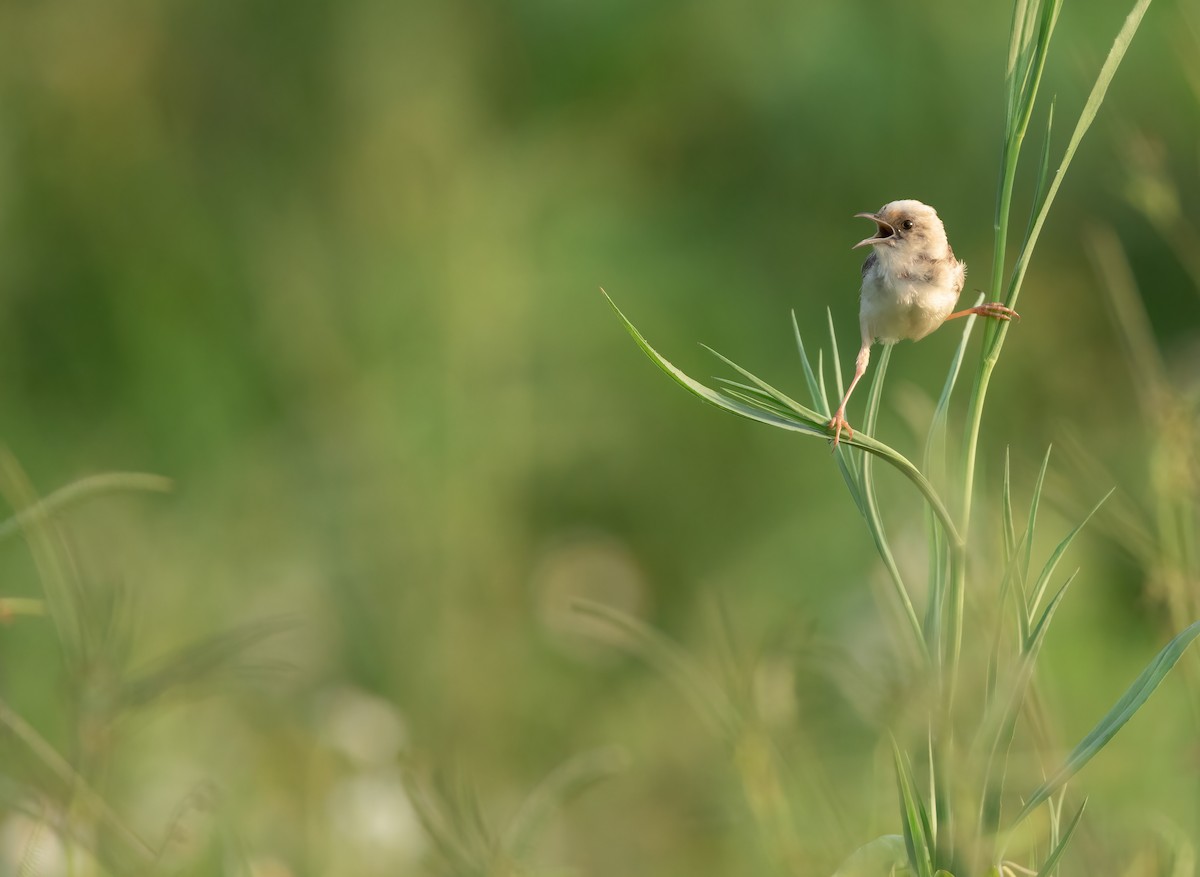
1014;619;1200;824
0;471;173;543
1034;796;1086;877
603;291;963;549
504;746;629;857
572;598;740;738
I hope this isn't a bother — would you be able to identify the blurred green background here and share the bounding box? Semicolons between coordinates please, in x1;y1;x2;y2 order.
0;0;1198;874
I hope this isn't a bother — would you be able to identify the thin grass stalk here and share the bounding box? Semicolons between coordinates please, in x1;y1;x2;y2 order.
859;346;927;660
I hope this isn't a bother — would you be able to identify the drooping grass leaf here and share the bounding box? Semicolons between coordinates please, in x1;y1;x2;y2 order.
603;290;963;549
1014;619;1200;824
0;471;173;543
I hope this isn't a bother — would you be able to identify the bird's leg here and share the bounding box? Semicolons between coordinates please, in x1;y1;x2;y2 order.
946;302;1020;322
828;341;871;448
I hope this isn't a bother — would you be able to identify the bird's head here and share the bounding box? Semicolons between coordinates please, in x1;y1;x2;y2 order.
852;199;949;256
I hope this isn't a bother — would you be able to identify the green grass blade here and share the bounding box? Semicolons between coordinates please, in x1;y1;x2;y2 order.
1024;99;1056;244
857;346;926;658
976;573;1074;836
1005;0;1153;312
793;311;830;417
1034;797;1087;877
827;307;846;402
923;292;986;478
1014;619;1200;824
1021;446;1053;593
1028;489;1113;616
893;739;936;877
1003;448;1017;563
703;345;824;422
604;290;963;548
603;290;827;437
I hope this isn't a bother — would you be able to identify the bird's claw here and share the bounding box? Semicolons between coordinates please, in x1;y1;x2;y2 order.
827;412;853;449
979;302;1020;322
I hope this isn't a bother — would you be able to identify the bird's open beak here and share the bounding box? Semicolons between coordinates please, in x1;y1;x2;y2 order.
852;212;896;249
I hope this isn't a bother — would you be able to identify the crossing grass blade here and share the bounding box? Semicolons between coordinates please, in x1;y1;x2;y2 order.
893;739;936;877
1014;620;1200;824
1033;797;1087;877
603;290;963;549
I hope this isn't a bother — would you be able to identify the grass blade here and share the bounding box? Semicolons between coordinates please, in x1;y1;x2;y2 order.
1021;446;1054;596
793;311;830;417
1034;797;1087;877
1027;488;1113;617
893;739;936;877
604;290;963;548
1014;619;1200;824
1004;0;1154;313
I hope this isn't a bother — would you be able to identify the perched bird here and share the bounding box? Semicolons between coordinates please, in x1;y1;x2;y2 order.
827;199;1019;447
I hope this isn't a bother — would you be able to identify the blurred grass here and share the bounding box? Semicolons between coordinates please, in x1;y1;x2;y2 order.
0;0;1196;874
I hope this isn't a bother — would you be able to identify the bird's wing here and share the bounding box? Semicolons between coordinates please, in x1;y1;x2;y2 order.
947;244;966;293
861;250;878;280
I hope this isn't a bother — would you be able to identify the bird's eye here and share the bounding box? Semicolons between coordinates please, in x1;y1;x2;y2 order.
901;220;914;231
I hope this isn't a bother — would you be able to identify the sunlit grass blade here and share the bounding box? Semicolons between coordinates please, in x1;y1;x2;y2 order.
893;739;936;877
1027;488;1112;618
703;344;824;422
1014;619;1200;824
1033;796;1086;877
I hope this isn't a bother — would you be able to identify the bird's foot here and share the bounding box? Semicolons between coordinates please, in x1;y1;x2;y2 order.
827;411;854;449
974;302;1020;322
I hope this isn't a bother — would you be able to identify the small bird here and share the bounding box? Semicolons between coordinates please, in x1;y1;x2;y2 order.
827;199;1019;447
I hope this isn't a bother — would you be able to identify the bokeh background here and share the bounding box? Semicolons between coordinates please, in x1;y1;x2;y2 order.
0;0;1198;874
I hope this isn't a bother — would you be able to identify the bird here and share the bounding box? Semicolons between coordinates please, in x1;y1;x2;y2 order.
827;199;1019;447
